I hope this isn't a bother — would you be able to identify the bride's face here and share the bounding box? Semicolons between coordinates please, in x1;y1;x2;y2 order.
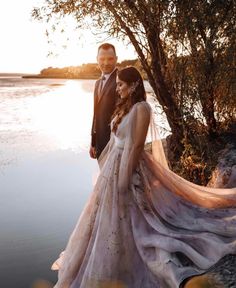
116;77;131;99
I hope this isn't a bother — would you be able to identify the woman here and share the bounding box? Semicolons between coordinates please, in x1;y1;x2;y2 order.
52;67;236;288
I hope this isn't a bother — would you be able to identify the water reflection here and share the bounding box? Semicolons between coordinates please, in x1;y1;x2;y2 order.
0;78;99;288
28;80;94;151
0;79;96;170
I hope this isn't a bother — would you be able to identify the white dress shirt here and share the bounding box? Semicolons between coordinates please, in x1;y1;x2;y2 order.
100;68;116;92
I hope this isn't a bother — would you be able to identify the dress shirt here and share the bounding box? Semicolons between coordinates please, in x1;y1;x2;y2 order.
100;68;117;91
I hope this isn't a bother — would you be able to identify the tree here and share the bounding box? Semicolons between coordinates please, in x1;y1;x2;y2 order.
170;0;236;137
33;0;236;159
33;0;186;153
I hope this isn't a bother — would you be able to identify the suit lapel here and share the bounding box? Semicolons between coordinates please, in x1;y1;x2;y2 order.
94;79;101;107
97;78;104;103
97;69;117;105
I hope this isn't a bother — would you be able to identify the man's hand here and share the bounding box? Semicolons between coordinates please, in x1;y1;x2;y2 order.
89;145;97;159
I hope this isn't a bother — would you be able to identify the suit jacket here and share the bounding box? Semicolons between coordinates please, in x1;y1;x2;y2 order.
91;69;118;158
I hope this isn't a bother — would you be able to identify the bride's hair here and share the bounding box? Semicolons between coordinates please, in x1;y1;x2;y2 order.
111;66;146;133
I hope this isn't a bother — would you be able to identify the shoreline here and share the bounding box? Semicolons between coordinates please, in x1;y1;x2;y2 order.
22;74;99;80
22;74;149;80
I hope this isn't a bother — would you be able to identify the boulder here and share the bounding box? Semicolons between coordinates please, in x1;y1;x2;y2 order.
207;144;236;188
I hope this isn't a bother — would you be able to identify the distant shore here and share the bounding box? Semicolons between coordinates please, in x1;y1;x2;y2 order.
21;59;145;80
2;59;145;80
22;74;99;79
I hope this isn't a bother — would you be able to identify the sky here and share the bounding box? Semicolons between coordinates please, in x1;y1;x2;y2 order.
0;0;137;74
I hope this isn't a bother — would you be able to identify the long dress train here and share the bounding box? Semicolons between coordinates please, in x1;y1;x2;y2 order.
52;101;236;288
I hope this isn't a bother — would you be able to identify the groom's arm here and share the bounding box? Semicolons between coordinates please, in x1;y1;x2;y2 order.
91;81;99;146
90;82;99;159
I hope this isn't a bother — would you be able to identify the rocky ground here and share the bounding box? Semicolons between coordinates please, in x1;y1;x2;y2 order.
187;144;236;287
208;254;236;287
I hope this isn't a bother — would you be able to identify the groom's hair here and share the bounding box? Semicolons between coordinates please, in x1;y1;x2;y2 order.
98;43;116;55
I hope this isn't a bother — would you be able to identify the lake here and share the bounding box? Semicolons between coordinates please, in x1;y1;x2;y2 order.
0;76;100;288
0;76;169;288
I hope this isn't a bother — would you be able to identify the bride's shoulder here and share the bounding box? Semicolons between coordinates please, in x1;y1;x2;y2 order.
132;101;151;114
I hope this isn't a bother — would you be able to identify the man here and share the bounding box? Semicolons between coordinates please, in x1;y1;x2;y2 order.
89;43;118;159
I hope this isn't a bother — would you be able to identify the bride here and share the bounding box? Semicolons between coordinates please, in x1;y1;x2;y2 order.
51;66;236;288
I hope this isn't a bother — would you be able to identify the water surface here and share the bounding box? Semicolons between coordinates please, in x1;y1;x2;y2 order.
0;76;99;288
0;76;169;288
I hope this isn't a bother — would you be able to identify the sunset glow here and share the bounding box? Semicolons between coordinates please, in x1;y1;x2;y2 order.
28;80;94;150
0;0;136;73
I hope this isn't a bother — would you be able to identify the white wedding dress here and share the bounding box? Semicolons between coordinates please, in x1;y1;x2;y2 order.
51;101;236;288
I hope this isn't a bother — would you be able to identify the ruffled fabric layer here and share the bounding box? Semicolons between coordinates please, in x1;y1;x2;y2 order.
52;102;236;288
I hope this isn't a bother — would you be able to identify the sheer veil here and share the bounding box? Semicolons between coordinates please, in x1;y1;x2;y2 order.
146;105;169;169
98;100;168;170
97;101;169;194
51;100;236;288
99;100;236;209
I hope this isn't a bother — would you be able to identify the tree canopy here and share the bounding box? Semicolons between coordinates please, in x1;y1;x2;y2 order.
33;0;236;181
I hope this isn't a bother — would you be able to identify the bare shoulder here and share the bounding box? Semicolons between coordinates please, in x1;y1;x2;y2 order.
136;101;151;117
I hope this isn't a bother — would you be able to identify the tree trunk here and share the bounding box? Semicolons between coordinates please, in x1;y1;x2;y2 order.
146;62;185;157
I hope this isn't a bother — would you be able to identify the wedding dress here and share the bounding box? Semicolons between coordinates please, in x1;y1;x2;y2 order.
52;101;236;288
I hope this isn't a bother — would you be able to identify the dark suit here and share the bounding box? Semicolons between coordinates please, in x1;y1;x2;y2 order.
91;69;118;158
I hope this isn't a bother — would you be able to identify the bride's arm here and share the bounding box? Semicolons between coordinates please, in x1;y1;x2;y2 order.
128;103;150;173
118;102;150;192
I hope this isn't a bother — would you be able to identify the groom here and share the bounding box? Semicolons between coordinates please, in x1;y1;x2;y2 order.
89;43;118;159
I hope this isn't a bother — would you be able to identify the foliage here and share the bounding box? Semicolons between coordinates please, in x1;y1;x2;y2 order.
33;0;236;183
168;0;236;135
38;59;140;79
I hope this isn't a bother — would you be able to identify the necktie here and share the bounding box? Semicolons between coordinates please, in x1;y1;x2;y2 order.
98;76;106;99
94;75;106;134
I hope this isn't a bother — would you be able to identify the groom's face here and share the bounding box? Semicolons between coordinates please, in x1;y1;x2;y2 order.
97;48;117;74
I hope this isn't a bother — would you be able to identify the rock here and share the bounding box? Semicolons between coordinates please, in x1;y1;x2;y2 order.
183;274;222;288
31;279;54;288
205;145;236;287
207;144;236;188
208;254;236;288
